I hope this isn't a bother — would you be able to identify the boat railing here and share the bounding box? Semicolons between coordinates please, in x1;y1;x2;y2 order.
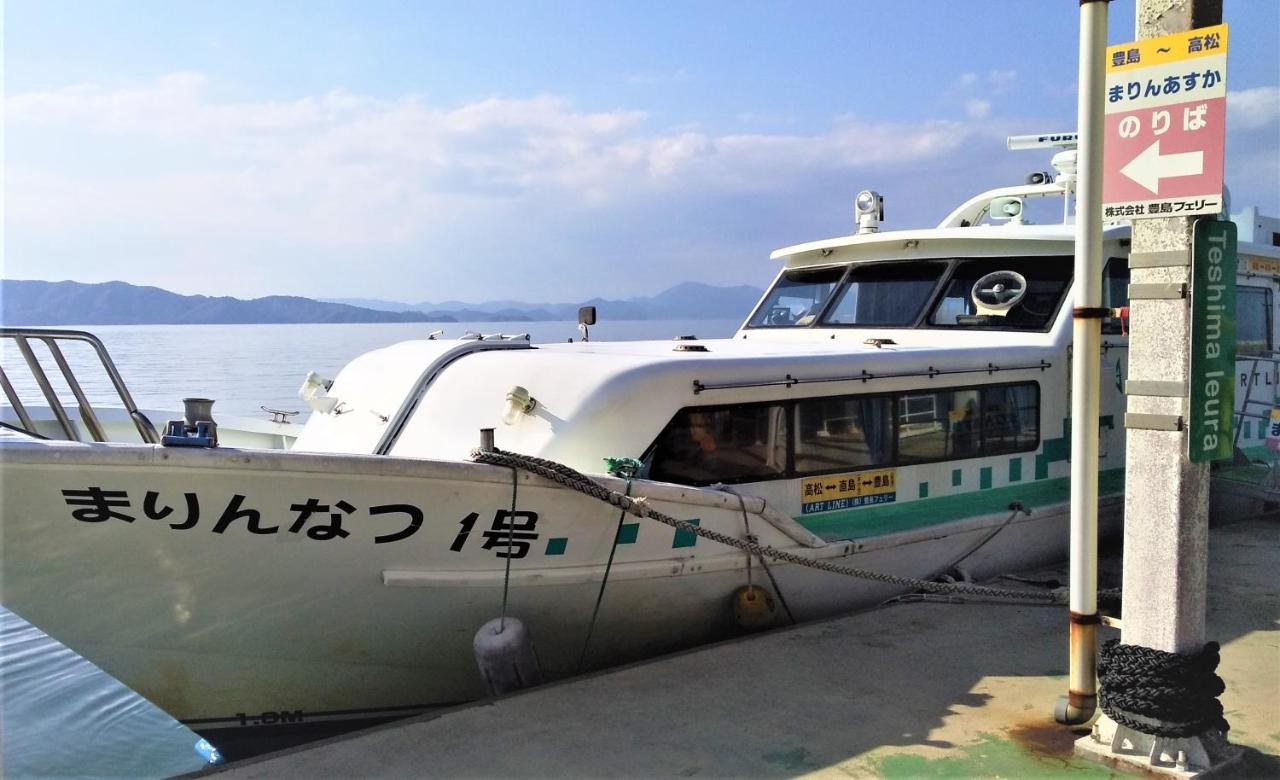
0;328;160;444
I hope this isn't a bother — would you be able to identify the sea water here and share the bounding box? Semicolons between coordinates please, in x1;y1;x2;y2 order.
0;319;740;777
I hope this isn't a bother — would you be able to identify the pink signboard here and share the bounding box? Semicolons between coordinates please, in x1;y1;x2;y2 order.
1102;25;1228;221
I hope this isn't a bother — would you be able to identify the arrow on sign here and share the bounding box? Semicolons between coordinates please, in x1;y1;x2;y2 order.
1120;140;1204;194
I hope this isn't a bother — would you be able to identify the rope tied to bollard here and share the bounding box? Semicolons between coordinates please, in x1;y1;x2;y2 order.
471;446;1117;606
1098;638;1229;738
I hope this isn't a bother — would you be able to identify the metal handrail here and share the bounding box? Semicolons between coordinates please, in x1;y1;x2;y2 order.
0;328;160;443
692;360;1053;395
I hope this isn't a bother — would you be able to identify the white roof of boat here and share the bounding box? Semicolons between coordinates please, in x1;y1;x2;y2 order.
770;223;1131;264
530;331;1055;360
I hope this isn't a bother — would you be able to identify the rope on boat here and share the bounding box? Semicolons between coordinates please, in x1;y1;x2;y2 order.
576;480;631;673
499;467;519;632
1099;639;1228;738
472;447;1115;606
736;493;796;624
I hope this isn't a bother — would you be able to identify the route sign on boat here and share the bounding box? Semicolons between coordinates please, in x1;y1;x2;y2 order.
1101;24;1228;221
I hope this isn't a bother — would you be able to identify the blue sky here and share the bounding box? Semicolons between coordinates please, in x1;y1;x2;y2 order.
5;1;1278;302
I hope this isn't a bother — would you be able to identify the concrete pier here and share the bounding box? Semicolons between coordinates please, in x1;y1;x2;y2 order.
204;517;1278;778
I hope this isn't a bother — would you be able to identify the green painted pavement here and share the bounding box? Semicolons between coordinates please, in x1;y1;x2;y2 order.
869;733;1119;778
798;469;1125;540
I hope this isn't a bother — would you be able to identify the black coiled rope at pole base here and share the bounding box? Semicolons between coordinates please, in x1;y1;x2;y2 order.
1098;638;1229;738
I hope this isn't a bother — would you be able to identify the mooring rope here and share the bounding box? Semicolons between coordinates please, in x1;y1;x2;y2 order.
499;466;518;633
1099;639;1229;738
737;492;796;624
577;480;632;672
473;447;1109;606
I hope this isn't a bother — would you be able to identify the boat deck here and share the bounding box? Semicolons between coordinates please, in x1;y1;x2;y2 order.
201;517;1279;778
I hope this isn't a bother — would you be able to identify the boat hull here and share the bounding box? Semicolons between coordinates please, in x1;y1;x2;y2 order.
0;438;1120;750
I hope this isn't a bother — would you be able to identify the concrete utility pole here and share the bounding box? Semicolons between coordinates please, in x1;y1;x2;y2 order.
1123;0;1221;658
1078;0;1235;774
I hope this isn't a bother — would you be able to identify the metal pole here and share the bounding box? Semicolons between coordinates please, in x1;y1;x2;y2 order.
43;339;109;442
0;366;37;432
1056;0;1109;727
13;336;80;441
1076;1;1229;771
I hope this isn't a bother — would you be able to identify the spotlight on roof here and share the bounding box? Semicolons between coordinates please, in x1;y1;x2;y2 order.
855;190;884;234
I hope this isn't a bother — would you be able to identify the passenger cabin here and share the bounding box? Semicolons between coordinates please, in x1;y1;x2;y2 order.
3;139;1277;532
288;144;1279;530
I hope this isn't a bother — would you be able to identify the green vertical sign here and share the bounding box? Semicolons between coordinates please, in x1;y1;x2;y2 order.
1188;219;1237;463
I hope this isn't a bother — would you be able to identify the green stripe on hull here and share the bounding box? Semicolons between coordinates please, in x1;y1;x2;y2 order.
1239;443;1271;460
798;468;1125;540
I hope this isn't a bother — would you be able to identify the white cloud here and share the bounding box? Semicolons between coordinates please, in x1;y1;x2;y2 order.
955;70;1018;94
966;99;993;119
986;69;1018;93
7;73;1011;248
16;71;1271;300
1227;86;1280;131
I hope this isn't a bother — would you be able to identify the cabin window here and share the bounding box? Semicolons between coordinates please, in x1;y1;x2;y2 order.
647;381;1040;486
896;383;1039;464
1236;286;1272;355
793;396;893;473
928;256;1073;330
747;266;846;328
649;404;789;485
1101;257;1130;335
821;262;947;326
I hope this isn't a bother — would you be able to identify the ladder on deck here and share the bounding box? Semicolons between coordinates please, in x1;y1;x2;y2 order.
0;328;160;443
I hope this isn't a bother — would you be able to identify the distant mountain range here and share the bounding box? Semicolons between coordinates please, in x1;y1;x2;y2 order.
0;279;763;326
319;281;765;322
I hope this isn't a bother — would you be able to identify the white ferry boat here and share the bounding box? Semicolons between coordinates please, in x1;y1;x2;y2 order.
2;136;1277;752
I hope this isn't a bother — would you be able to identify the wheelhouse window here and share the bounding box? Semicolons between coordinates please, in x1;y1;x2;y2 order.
928;256;1073;330
747;266;845;328
1236;286;1272;356
647;381;1040;486
821;261;947;326
748;255;1072;331
649;404;788;485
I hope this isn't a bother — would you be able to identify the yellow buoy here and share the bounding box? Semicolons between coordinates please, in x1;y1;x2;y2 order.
732;585;777;631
